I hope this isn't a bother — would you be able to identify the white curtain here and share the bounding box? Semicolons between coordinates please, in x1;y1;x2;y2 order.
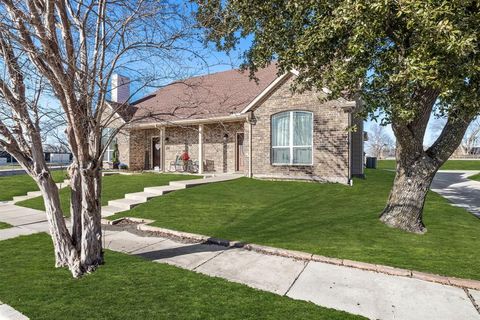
272;113;290;164
293;112;312;146
272;113;290;146
293;112;312;164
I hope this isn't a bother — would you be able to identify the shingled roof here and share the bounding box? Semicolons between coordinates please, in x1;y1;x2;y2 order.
129;64;280;123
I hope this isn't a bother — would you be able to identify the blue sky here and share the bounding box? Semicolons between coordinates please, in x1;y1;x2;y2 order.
128;34;450;148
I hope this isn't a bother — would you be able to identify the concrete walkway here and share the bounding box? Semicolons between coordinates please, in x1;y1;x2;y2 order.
100;228;479;320
0;300;28;320
11;178;70;203
101;174;240;217
432;170;480;218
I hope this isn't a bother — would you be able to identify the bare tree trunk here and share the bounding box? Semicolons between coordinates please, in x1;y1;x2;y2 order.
80;165;103;272
69;162;82;252
37;172;82;277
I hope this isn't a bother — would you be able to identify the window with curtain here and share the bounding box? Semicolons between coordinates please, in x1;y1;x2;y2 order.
102;128;117;162
271;111;313;165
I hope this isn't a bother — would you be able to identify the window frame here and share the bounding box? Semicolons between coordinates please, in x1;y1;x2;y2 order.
102;128;117;162
271;110;314;166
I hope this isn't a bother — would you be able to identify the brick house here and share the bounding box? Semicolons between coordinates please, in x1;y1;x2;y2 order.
105;65;364;184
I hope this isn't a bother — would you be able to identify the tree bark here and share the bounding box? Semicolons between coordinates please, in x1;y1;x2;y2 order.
68;162;82;252
79;164;103;272
37;171;82;277
380;158;436;233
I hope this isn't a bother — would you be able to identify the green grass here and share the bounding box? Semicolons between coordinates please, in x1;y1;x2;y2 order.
17;173;200;216
0;171;67;201
0;222;12;229
469;173;480;181
111;169;480;280
0;234;362;320
378;159;480;170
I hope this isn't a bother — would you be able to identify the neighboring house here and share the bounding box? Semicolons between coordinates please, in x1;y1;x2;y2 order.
0;146;72;164
105;65;364;184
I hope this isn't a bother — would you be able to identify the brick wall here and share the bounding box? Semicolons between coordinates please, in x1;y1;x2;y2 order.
350;114;365;177
127;122;244;173
246;76;351;184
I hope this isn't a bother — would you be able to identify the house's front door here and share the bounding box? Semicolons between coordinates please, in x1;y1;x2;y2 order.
236;133;245;172
152;137;161;170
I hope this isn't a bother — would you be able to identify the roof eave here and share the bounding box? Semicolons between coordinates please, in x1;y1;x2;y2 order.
127;113;248;130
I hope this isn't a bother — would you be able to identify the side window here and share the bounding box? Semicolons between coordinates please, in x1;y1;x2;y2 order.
271;111;313;165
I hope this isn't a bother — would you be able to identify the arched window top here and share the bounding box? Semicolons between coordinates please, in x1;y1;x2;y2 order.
271;111;313;165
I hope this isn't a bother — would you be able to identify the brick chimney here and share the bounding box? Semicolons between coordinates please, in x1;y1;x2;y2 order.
111;74;130;104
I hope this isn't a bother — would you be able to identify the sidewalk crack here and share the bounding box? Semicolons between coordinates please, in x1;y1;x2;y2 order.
465;288;480;315
15;220;48;227
284;260;309;297
192;249;227;271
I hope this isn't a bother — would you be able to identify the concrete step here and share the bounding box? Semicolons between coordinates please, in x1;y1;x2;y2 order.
125;192;159;202
101;205;125;217
108;198;144;211
169;176;239;188
143;185;185;195
56;179;70;188
26;191;42;197
12;195;31;202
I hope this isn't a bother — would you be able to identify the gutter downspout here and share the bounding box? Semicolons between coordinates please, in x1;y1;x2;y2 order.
347;113;353;186
249;121;253;178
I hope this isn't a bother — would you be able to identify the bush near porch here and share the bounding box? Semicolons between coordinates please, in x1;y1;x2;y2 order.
0;234;363;320
110;169;480;281
16;173;200;216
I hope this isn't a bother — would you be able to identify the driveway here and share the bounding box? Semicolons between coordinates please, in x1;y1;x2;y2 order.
431;170;480;218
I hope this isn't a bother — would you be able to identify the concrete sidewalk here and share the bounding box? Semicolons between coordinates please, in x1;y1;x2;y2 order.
0;203;49;241
0;300;28;320
432;170;480;218
102;228;480;320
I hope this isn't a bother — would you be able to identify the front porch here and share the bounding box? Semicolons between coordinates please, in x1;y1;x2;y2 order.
129;121;248;175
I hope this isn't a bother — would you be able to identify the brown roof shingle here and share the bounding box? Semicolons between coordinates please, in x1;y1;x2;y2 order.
130;64;279;123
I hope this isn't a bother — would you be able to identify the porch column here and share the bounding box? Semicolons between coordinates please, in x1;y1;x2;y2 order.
198;124;204;174
160;126;166;172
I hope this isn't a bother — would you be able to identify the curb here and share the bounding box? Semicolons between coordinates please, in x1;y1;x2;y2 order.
102;217;480;291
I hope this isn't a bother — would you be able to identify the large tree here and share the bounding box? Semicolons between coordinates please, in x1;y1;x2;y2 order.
195;0;480;233
0;0;200;276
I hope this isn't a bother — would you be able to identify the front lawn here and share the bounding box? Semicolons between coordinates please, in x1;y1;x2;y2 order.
0;234;362;320
468;173;480;181
17;173;200;216
0;171;67;201
378;159;480;170
111;169;480;280
0;222;11;229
